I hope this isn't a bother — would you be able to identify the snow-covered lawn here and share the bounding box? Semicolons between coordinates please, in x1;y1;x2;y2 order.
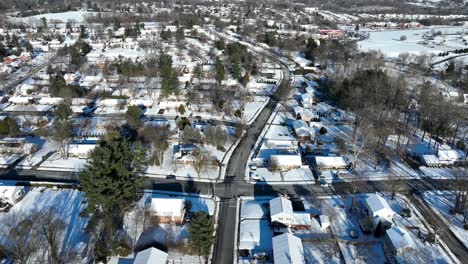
0;186;89;260
422;191;468;248
12;11;98;24
359;26;466;57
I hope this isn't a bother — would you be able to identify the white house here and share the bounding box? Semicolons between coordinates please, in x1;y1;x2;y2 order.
301;93;313;109
67;144;96;158
384;226;416;263
270;196;294;227
364;194;395;230
270;154;302;171
0;185;26;205
272;233;306;264
314;156;348;170
150;197;185;224
133;247;168;264
292;120;311;140
437;150;464;165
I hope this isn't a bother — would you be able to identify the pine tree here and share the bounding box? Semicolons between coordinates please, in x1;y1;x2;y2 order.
125;105;142;129
79;133;146;215
52;103;73;158
214;58;225;84
188;211;215;259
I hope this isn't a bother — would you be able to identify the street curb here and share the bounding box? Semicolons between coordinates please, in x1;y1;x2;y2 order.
232;197;241;264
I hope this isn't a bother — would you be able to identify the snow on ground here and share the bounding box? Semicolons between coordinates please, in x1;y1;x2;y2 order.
12;11;98;24
17;140;58;169
359;26;466;57
303;241;341;264
146;143;225;182
0;154;22;168
423;191;468;248
0;186;89;258
37;152;87;172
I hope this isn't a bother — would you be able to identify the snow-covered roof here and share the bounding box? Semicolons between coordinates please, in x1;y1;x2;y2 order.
150;197;184;217
273;233;305;264
314;156;347;168
270;155;302;167
421;154;440;166
292;213;311;226
239;219;272;251
365;194;394;217
67;144;96;156
386;226;415;251
133;247;168;264
38;97;64;105
437;150;464;162
270;197;294;218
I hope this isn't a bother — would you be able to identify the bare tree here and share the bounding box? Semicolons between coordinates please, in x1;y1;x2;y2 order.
0;213;39;264
191;149;212;179
32;209;67;264
139;124;171;166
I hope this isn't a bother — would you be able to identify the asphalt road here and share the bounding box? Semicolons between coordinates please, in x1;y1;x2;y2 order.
408;194;468;262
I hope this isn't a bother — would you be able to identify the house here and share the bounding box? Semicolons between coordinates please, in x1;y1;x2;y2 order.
0;138;38;155
133;247;168;264
364;194;395;230
270;154;302;171
292;120;311;141
314;156;348;170
301;93;313;109
437;150;464;165
384;226;416;264
67;144;96;158
272;233;306;264
150;197;185;224
301;109;319;122
0;185;26;205
420;154;440;167
270;196;294;227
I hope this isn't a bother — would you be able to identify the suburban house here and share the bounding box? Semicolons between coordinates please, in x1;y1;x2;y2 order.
270;154;302;171
301;93;313;109
292;120;311;141
270;196;294;227
364;194;395;231
0;138;38;155
0;185;26;205
67;143;96;158
437;150;465;165
314;156;348;170
133;247;168;264
383;226;417;264
272;233;306;264
150;197;186;224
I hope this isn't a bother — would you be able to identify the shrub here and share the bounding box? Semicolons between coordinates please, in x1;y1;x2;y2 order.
234;109;242;118
319;127;327;135
178;104;186;115
464;224;468;230
401;208;412;218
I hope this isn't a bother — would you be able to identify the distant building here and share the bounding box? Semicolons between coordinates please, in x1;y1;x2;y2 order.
272;233;306;264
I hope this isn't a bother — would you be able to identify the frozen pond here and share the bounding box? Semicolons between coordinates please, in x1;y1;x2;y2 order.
359;26;466;57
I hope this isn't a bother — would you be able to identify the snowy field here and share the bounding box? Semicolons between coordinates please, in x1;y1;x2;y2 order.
359;26;466;57
11;11;98;24
422;191;468;248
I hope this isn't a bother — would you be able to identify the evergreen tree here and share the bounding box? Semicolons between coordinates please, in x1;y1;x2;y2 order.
0;117;20;136
214;57;225;84
188;211;215;259
52;103;73;158
79;133;146;215
125;105;142;129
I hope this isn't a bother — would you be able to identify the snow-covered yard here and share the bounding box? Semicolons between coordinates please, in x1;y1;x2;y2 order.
0;186;90;262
